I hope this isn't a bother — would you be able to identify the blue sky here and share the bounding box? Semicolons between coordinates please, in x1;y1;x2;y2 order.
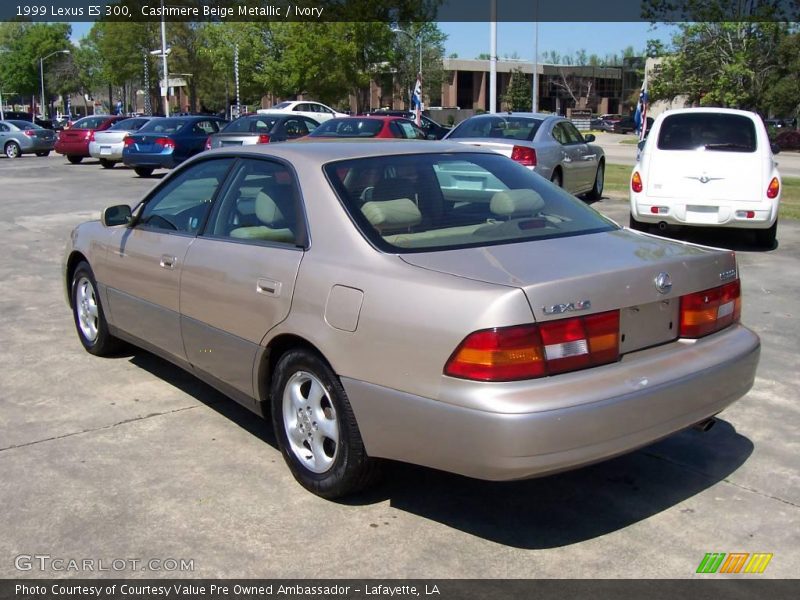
70;21;675;59
438;22;675;61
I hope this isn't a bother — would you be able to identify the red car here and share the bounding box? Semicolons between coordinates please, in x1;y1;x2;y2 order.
55;115;125;164
306;116;428;139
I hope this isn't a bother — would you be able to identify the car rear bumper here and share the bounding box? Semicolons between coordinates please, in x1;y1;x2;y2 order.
343;323;760;481
19;139;55;152
89;141;124;160
631;196;779;229
122;152;178;169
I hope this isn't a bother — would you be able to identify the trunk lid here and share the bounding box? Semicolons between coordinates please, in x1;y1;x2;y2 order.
452;138;514;159
93;130;129;144
400;229;737;353
645;148;763;203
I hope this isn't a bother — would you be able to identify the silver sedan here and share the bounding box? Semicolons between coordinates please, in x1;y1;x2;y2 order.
89;116;155;168
0;120;56;158
64;141;759;498
445;112;605;199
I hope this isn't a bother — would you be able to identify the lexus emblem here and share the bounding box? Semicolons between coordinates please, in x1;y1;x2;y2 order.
654;272;672;294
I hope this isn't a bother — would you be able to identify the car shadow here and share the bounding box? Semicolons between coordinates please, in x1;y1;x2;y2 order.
126;348;753;549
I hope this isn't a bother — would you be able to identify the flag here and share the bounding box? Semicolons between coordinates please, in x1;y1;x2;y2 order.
634;80;649;141
411;73;422;126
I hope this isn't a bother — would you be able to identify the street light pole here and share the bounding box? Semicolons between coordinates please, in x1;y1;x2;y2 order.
391;26;423;110
39;49;70;120
160;0;170;117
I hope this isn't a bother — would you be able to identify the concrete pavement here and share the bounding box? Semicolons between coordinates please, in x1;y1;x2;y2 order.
0;154;798;579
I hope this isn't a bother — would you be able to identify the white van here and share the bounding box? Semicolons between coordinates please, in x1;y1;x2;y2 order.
629;108;781;247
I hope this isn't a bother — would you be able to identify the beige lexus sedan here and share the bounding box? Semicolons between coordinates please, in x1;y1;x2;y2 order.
65;141;760;499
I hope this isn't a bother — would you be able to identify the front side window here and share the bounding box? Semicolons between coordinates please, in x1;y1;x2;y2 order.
657;113;757;152
205;159;301;246
325;152;615;253
137;159;233;234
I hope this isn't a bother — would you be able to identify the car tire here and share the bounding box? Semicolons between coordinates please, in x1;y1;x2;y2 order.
35;151;50;157
100;158;116;169
755;221;777;249
4;141;21;159
585;161;605;200
70;261;121;356
629;214;648;232
550;169;563;188
67;155;83;164
270;349;380;499
134;167;154;177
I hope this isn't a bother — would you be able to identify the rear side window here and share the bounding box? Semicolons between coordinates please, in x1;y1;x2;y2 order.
325;152;615;253
657;113;757;152
448;116;542;141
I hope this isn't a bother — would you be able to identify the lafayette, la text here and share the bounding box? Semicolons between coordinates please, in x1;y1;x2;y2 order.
16;584;440;597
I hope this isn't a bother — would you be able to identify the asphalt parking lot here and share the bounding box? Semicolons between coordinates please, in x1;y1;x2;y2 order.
0;154;798;579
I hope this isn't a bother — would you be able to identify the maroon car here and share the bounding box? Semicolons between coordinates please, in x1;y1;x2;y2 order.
55;115;125;164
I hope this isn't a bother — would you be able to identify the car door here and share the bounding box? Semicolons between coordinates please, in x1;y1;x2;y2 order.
185;119;218;158
179;158;306;398
100;158;235;361
552;121;596;192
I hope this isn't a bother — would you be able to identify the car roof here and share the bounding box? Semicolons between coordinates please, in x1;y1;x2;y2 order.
202;140;490;163
658;107;760;120
467;112;554;120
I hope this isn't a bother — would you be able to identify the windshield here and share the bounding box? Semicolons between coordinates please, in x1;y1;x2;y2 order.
310;118;384;138
447;116;543;141
222;116;277;133
657;113;757;152
325;152;615;253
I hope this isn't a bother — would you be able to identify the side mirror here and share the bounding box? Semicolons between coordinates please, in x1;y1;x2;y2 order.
771;142;781;155
584;133;596;142
637;140;646;152
102;204;132;227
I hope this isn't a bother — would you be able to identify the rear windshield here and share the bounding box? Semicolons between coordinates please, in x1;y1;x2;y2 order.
272;102;292;109
447;116;543;141
222;116;277;133
310;119;383;138
72;116;111;130
138;118;187;134
325;152;615;253
110;118;150;131
657;113;757;152
8;120;41;130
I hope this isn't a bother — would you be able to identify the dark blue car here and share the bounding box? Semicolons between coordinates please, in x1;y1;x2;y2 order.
122;115;227;177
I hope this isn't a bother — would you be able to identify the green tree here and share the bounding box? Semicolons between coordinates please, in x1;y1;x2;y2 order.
764;30;800;118
390;22;446;109
0;22;72;109
649;22;789;112
502;67;531;112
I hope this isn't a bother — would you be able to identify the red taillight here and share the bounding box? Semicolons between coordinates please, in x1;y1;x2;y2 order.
204;136;212;150
631;171;643;193
510;145;536;167
767;177;780;199
679;280;741;339
257;134;271;144
23;130;36;137
444;311;620;382
123;136;135;146
86;130;94;141
155;137;175;149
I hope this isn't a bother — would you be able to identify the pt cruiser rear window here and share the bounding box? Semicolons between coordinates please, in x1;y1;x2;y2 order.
657;113;757;152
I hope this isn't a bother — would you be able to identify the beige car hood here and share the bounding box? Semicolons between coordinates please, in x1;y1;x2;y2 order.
400;229;737;321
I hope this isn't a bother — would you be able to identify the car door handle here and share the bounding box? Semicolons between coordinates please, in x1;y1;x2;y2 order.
159;255;176;269
256;278;282;297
